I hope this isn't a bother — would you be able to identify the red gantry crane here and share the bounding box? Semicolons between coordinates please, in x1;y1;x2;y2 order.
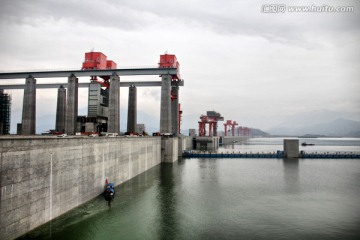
238;126;251;136
82;51;117;88
224;120;238;136
198;111;224;137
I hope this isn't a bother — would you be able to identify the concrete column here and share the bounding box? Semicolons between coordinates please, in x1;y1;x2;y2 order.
127;85;137;133
161;137;179;163
56;86;66;132
171;85;179;136
65;75;78;135
21;76;36;135
284;139;299;158
160;75;172;133
213;122;218;136
108;73;120;133
17;123;22;135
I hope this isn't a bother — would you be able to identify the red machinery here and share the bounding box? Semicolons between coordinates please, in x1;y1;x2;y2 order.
159;53;181;80
82;52;117;88
224;120;231;136
224;120;238;136
238;126;251;136
170;88;183;134
198;111;224;137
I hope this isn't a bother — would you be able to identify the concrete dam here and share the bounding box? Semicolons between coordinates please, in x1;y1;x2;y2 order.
0;52;193;239
0;136;192;240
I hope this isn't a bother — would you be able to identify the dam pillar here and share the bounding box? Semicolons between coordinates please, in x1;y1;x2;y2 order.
108;73;120;133
171;85;179;136
65;75;78;135
213;123;218;136
161;137;179;163
56;85;66;132
160;74;172;133
127;85;137;133
21;76;36;135
284;139;299;158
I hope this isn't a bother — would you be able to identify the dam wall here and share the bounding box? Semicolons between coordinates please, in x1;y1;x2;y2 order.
178;136;194;156
0;136;161;240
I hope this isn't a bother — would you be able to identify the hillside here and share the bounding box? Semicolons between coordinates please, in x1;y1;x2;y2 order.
269;118;360;137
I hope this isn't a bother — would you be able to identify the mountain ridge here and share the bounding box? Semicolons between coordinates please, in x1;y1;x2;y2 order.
268;118;360;137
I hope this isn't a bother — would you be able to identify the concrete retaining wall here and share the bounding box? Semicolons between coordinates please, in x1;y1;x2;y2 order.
195;137;220;151
0;136;161;240
178;136;194;156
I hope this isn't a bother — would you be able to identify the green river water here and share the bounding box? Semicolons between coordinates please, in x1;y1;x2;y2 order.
19;138;360;240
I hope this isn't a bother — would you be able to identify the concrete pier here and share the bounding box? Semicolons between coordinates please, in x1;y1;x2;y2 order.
213;123;218;136
171;85;179;136
160;75;172;133
55;86;66;132
108;73;120;133
21;76;36;135
161;137;178;163
284;139;299;158
127;85;137;133
65;75;78;135
195;136;220;151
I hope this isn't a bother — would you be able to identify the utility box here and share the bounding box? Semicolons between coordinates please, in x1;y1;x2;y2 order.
284;139;299;158
189;129;196;137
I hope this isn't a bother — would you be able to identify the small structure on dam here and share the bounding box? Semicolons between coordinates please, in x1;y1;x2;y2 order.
0;89;11;134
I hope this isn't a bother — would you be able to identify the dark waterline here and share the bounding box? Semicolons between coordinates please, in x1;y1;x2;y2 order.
18;157;360;240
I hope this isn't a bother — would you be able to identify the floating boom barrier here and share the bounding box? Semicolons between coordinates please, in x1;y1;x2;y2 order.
182;151;360;159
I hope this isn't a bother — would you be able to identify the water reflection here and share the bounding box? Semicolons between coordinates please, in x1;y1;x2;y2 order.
199;158;219;184
158;163;178;240
282;158;300;194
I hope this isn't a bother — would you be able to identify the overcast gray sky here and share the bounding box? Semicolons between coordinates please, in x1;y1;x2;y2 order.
0;0;359;132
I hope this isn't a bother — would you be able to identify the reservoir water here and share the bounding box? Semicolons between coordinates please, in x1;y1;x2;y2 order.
19;138;360;240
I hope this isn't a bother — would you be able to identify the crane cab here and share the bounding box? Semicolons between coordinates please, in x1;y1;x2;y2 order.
159;54;181;80
82;52;117;70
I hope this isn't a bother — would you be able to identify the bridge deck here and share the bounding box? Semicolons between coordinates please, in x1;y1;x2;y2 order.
0;80;184;89
0;67;178;79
